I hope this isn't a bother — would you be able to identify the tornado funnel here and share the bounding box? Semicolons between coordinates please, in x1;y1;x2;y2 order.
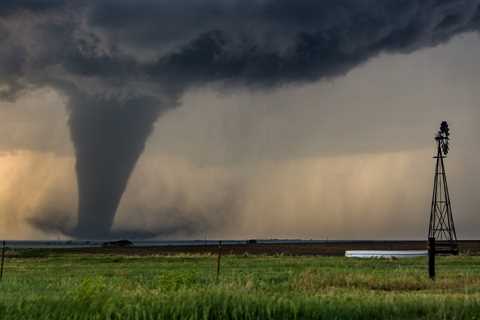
68;94;161;238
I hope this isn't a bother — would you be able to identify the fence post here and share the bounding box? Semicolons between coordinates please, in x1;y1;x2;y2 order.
0;240;6;281
216;240;222;281
428;237;435;280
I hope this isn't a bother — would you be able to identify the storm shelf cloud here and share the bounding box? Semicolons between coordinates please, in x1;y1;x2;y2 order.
0;0;479;238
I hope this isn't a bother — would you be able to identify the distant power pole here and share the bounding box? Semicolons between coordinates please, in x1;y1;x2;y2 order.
428;121;458;255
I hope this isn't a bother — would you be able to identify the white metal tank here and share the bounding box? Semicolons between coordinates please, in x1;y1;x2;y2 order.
345;250;427;258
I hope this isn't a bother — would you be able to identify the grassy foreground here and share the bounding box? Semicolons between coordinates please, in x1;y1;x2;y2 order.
1;251;480;319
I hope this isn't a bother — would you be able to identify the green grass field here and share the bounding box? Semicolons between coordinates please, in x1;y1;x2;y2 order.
1;250;480;319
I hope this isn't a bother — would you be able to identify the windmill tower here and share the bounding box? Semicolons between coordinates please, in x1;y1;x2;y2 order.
428;121;458;255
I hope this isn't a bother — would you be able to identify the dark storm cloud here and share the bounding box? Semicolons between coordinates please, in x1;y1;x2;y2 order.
86;0;480;86
0;0;479;238
4;0;479;86
0;0;65;17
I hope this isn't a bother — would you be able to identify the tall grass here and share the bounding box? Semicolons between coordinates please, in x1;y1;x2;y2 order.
1;253;480;319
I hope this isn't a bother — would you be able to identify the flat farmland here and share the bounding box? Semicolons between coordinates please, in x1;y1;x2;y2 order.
50;240;480;256
1;248;480;319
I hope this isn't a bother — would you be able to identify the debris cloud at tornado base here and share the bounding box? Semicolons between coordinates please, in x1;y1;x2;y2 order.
0;0;479;238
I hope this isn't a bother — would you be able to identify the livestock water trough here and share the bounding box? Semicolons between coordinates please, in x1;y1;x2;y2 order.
345;250;428;258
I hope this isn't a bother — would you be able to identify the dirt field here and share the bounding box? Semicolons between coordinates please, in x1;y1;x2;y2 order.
35;240;480;256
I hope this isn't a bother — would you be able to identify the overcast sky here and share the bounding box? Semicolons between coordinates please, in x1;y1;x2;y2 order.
0;1;479;239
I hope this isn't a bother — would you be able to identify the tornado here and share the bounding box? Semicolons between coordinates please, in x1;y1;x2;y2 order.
68;94;163;238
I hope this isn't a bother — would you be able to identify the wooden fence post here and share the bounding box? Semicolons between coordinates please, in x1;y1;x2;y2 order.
0;240;6;281
216;240;222;281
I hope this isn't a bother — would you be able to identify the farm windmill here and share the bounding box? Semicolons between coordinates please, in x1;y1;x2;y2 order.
428;121;458;255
